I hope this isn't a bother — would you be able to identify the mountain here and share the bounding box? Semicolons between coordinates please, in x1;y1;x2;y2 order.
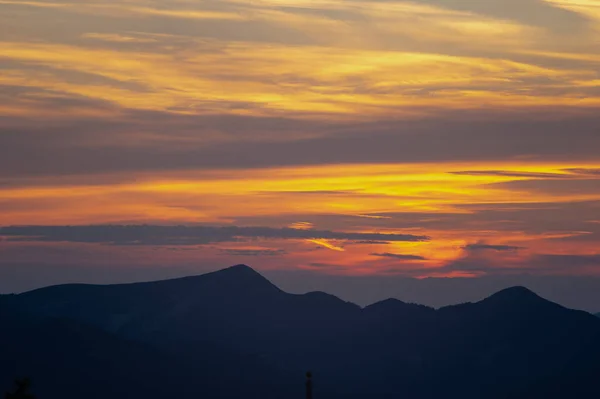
12;265;360;361
0;289;296;399
3;265;600;399
427;287;600;398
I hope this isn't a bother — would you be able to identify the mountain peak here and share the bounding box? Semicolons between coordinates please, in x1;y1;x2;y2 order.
365;298;407;309
222;264;256;273
482;286;550;308
205;264;282;295
211;264;265;279
491;285;538;298
365;298;434;314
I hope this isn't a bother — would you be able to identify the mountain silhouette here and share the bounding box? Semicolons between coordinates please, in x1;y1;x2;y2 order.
3;265;600;399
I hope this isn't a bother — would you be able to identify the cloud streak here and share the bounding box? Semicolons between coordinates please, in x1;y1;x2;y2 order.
370;252;427;261
220;248;287;256
462;243;525;252
449;170;572;179
0;225;430;246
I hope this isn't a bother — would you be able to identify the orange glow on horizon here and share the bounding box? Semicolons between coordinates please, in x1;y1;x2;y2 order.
2;161;600;276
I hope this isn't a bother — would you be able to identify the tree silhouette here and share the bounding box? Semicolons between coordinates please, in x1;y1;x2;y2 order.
305;371;312;399
5;378;35;399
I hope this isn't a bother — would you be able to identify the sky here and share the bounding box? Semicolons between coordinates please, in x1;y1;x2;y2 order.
1;0;600;308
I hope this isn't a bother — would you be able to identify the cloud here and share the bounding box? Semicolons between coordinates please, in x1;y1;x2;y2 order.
308;239;346;251
1;0;600;288
462;243;524;252
0;225;430;246
354;214;393;220
288;222;314;230
532;253;600;269
81;33;160;43
407;0;588;33
306;262;351;272
484;178;600;196
258;190;359;196
449;170;571;179
2;0;600;133
232;200;600;240
3;111;600;179
563;168;600;176
370;252;427;260
440;251;600;276
219;248;287;256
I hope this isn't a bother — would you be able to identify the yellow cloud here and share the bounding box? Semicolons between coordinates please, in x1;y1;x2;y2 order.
2;0;600;120
0;1;247;20
82;33;159;43
308;239;346;251
545;0;600;20
2;39;599;120
3;161;600;224
2;161;600;271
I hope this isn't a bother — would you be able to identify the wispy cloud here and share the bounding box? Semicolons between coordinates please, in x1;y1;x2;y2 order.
352;240;391;245
0;225;429;246
219;248;287;256
449;170;572;179
3;0;600;121
308;239;346;251
563;168;600;176
288;222;314;230
462;243;525;252
370;252;427;261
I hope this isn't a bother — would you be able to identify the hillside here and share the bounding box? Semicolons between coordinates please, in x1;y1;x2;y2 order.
3;265;600;399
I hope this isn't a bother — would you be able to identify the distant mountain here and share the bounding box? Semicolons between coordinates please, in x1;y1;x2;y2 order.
595;312;600;318
12;265;360;360
4;265;600;399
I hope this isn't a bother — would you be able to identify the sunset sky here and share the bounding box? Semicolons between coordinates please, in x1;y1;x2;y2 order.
1;0;600;302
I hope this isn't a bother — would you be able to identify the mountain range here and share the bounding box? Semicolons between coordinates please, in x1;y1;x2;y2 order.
2;264;600;399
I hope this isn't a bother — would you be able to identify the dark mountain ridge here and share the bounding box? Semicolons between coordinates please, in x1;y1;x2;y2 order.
3;265;600;399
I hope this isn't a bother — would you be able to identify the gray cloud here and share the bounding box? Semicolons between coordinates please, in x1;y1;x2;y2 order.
484;178;600;196
220;248;287;256
0;2;316;48
533;253;600;269
306;262;350;272
440;250;600;276
449;170;571;179
352;240;391;245
408;0;588;33
255;190;361;196
0;225;430;246
2;110;600;179
370;252;427;260
462;243;524;252
232;200;600;238
563;168;600;176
